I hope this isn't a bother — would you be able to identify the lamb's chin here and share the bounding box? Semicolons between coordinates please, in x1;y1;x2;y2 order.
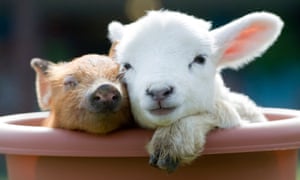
141;108;179;127
149;107;176;116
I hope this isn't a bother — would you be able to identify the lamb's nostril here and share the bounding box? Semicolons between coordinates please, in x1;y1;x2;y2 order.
163;87;173;97
146;89;154;97
146;86;174;101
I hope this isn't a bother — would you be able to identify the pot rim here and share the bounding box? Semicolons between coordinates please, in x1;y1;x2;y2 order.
0;108;300;157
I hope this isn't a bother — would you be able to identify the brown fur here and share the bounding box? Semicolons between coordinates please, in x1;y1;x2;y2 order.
31;54;132;134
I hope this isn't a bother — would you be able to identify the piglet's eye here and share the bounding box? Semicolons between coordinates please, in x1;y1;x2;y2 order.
116;72;125;82
63;75;78;90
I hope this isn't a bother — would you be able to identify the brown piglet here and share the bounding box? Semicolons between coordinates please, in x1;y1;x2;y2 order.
31;54;132;134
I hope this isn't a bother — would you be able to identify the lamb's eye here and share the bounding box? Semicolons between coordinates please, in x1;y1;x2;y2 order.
63;75;78;90
123;63;132;70
193;55;206;64
189;54;206;69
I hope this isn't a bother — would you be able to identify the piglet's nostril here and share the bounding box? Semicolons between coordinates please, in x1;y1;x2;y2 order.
89;84;122;113
92;95;101;102
112;95;120;102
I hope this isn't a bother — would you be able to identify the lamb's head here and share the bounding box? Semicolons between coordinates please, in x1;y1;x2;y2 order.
108;10;283;128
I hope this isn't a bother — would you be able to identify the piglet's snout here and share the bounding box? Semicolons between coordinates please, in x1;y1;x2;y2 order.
88;84;122;113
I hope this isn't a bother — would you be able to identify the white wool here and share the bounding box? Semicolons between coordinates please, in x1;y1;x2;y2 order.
108;10;283;128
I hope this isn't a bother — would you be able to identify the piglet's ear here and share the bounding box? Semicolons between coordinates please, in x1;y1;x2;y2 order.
211;12;283;69
30;58;53;110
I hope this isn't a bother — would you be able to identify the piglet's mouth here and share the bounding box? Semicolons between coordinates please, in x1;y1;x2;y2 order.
149;107;176;116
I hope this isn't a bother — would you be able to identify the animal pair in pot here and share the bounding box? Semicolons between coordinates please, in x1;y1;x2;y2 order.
32;10;283;172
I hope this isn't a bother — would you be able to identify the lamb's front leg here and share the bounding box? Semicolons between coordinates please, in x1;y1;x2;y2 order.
227;92;267;123
147;113;218;172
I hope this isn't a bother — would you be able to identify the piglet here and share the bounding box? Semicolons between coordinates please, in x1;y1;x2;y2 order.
31;54;132;134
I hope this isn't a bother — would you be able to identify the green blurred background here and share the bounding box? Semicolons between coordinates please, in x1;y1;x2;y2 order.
0;0;299;179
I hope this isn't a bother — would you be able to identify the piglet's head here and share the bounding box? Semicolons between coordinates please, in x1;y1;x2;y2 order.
31;54;132;134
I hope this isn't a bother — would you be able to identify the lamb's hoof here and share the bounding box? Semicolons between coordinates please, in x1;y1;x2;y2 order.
149;152;179;173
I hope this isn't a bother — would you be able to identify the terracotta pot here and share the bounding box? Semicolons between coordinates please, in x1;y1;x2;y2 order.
0;108;300;180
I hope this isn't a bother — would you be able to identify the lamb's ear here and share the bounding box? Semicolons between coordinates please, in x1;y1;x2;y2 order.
108;21;125;58
108;21;125;42
211;12;283;69
30;58;53;110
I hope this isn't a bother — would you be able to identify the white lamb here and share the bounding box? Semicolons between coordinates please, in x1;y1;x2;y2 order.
108;10;283;172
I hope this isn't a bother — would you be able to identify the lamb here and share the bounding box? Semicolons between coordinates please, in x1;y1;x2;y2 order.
108;10;283;172
31;54;132;134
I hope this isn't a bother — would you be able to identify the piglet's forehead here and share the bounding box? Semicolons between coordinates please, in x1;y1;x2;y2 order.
49;55;120;83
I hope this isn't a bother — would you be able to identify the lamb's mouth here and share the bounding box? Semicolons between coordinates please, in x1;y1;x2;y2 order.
149;107;176;116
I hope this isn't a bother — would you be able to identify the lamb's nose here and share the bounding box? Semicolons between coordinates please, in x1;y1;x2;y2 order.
146;85;174;101
89;84;121;112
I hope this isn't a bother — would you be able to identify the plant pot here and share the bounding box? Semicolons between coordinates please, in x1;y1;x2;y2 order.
0;108;300;180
